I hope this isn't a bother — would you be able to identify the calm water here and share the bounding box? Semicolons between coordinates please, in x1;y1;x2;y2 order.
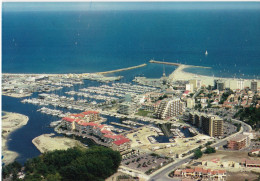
3;7;260;78
2;2;260;163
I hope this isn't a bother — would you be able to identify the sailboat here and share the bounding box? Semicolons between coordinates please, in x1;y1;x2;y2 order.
205;50;208;55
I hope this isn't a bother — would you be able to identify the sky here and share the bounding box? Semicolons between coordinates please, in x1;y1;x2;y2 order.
2;2;260;12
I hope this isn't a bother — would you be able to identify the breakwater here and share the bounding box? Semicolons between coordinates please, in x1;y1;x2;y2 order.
149;60;211;69
94;63;147;75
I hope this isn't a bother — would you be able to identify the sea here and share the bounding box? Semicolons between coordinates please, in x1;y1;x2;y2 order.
2;2;260;164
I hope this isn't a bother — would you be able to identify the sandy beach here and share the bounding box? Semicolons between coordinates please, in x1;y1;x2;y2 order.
169;64;260;89
169;64;216;86
2;112;29;165
32;134;85;153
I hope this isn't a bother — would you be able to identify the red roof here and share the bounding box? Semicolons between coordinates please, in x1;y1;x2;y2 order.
71;114;85;118
245;159;260;165
98;125;105;129
113;138;130;146
103;134;118;139
217;170;226;174
250;149;260;153
184;90;190;94
74;119;81;123
174;170;181;175
194;167;203;173
114;135;125;140
101;129;113;134
62;117;75;123
185;169;194;173
81;122;99;127
82;111;99;115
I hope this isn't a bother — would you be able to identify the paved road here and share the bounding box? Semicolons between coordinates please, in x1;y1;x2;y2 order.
148;156;192;181
148;118;252;181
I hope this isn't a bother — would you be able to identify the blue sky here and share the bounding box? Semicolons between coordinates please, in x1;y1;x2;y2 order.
3;2;260;12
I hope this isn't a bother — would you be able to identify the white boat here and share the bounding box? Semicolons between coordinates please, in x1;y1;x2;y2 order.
205;50;208;55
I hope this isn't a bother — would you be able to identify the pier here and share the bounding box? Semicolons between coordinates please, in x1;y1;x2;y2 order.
94;63;147;75
110;122;134;129
149;60;211;69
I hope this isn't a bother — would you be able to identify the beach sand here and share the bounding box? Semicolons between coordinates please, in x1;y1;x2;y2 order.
169;64;260;89
32;134;85;153
2;112;29;165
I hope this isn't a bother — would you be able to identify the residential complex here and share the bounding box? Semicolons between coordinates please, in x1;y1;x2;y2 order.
155;98;185;119
61;111;131;152
189;112;223;137
173;167;226;180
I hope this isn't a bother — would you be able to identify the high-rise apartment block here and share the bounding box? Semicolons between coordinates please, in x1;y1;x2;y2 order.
251;81;258;92
189;112;223;137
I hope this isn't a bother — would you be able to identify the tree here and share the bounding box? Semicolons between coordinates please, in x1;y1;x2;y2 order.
194;149;203;159
23;146;121;181
2;161;22;179
204;146;216;154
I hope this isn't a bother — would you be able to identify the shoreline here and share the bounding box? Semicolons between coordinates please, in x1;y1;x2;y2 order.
2;63;147;77
2;112;29;165
2;61;258;82
32;134;85;153
169;64;260;88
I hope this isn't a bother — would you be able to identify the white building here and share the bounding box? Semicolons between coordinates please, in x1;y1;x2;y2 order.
186;83;194;93
187;98;195;108
156;98;185;119
237;80;244;90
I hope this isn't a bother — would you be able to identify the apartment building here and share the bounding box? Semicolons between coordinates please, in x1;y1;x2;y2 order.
227;135;250;150
189;112;223;137
156;98;185;119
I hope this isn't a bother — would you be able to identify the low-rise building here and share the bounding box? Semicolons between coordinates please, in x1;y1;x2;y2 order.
173;167;226;180
112;138;131;152
61;114;131;152
242;159;260;168
227;135;250;150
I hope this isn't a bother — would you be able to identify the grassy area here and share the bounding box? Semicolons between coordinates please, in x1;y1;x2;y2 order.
177;119;185;124
136;110;153;117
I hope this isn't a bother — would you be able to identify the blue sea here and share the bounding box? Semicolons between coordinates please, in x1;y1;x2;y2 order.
2;2;260;163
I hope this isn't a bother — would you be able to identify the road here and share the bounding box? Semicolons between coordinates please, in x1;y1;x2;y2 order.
236;119;252;132
148;118;252;181
148;156;192;181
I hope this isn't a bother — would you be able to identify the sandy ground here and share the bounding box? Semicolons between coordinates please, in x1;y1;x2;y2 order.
169;65;215;86
126;126;158;148
196;150;259;163
2;112;29;165
169;65;260;88
32;133;85;153
127;126;212;158
227;172;260;181
148;135;211;158
189;150;260;174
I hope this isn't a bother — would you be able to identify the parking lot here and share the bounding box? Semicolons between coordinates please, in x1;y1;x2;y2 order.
121;153;173;174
